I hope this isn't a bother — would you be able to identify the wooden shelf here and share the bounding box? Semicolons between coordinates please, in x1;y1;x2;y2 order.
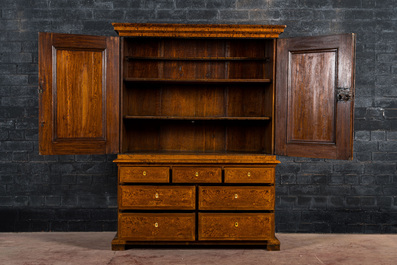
124;78;272;84
124;116;271;121
125;56;270;62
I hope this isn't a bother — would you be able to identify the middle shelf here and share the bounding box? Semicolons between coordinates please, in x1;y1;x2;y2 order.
124;116;271;121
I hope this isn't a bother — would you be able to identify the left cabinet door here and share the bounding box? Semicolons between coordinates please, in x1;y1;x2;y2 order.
39;33;120;155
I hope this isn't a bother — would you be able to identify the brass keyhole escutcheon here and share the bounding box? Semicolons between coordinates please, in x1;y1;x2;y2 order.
247;172;251;177
155;193;159;199
235;222;238;227
154;222;158;228
195;172;199;177
234;194;238;199
143;171;147;176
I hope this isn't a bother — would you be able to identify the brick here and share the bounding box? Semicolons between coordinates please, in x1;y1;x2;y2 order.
300;163;332;174
361;175;376;185
328;196;344;209
45;196;61;206
113;0;142;9
187;10;218;20
312;174;327;184
373;152;397;161
296;174;312;184
125;10;155;20
351;185;383;196
280;174;296;184
361;196;376;208
332;0;361;8
327;174;344;185
371;130;386;141
310;196;327;209
377;196;392;208
157;9;187;20
334;163;364;174
355;131;370;141
379;141;397;152
249;10;280;20
175;0;206;8
207;0;237;8
354;141;378;152
299;0;331;8
219;10;249;20
296;196;311;209
237;0;267;8
289;185;320;195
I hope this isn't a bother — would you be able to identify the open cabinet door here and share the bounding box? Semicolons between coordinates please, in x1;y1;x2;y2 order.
275;34;355;160
39;33;120;155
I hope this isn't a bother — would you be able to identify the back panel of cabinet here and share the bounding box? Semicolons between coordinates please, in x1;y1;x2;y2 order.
121;38;275;154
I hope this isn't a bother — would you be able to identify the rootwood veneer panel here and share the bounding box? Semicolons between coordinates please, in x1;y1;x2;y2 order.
119;166;169;183
120;185;195;210
198;213;274;241
199;186;275;210
173;167;222;183
119;213;195;241
224;167;275;183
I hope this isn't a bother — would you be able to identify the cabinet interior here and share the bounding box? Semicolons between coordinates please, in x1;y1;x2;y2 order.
121;38;275;154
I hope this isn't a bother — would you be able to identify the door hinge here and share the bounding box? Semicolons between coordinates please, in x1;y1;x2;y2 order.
38;81;44;94
337;87;353;102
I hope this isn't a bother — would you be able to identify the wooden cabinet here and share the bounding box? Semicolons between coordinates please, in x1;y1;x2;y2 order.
38;23;356;250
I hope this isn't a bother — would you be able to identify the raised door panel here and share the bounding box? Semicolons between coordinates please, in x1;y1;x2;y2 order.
275;34;355;160
39;33;119;155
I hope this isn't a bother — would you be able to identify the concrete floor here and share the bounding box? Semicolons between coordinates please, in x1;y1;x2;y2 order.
0;233;396;265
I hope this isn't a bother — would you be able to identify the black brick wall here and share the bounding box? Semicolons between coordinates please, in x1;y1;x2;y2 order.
0;0;396;233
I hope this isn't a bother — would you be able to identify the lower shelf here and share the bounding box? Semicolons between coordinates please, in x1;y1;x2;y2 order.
111;234;280;251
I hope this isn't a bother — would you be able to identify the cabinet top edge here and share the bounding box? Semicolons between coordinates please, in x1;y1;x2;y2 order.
112;23;286;38
114;153;280;164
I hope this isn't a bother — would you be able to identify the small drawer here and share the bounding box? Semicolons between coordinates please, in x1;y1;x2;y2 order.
120;185;195;210
119;167;169;183
198;213;274;241
199;186;274;210
173;167;222;183
224;167;275;184
119;213;195;241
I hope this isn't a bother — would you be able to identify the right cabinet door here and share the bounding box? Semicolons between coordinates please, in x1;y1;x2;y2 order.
275;34;356;160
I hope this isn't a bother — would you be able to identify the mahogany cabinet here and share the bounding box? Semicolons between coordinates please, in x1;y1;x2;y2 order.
38;23;356;250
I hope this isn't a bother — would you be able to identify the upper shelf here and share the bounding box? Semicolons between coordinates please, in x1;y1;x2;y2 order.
124;78;272;84
113;23;286;38
125;56;270;62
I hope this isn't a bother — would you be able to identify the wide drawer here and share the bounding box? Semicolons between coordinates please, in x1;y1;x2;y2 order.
224;167;275;183
173;167;222;183
119;213;195;241
120;185;195;210
119;166;169;183
199;186;274;210
198;213;274;241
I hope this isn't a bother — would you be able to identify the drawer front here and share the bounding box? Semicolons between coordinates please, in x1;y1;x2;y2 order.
199;186;274;210
198;213;274;241
120;185;195;210
173;167;222;183
119;213;195;241
224;167;274;183
119;167;169;183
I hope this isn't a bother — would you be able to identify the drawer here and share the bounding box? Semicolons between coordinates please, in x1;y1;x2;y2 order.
120;185;195;210
198;213;274;241
173;167;222;183
119;213;195;241
119;167;169;183
224;167;274;183
199;186;274;210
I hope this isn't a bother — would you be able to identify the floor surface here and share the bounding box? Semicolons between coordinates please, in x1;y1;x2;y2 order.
0;232;396;264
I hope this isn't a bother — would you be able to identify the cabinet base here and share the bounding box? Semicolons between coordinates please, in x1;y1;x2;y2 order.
111;234;280;251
